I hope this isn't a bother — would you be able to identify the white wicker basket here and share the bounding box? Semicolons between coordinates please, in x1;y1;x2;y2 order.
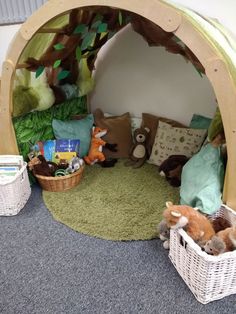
0;162;31;216
169;205;236;304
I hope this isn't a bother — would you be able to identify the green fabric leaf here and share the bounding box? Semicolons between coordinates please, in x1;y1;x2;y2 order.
76;46;82;61
93;14;103;23
91;20;101;29
13;96;88;160
81;32;96;51
53;59;61;68
35;66;45;78
119;11;123;26
57;70;70;80
18;128;35;143
73;24;87;34
53;43;65;50
81;27;89;39
97;23;107;33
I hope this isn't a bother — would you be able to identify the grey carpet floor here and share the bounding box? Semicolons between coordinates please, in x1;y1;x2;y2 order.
0;186;235;314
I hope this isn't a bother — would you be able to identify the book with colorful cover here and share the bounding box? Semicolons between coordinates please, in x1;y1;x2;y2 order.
53;139;80;163
35;139;80;164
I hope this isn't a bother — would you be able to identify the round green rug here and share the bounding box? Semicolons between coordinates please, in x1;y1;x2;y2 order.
43;160;179;241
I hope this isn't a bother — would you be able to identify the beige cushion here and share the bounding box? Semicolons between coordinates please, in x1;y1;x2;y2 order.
141;113;186;157
93;108;133;158
148;121;207;166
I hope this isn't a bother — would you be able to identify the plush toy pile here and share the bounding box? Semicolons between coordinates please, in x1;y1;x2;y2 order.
28;155;84;177
158;202;236;256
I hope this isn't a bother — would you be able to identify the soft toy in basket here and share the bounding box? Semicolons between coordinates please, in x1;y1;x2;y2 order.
28;155;84;192
164;202;236;304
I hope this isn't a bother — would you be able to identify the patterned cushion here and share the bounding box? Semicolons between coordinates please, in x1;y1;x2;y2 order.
141;113;186;157
148;121;207;166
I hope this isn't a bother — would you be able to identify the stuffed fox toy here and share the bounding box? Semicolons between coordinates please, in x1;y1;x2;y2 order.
84;126;117;166
163;202;215;246
84;127;107;165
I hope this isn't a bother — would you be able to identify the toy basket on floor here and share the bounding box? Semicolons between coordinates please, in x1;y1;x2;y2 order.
0;162;31;216
169;205;236;304
34;166;84;192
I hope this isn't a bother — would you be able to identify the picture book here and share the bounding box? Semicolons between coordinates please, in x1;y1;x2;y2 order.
35;139;80;163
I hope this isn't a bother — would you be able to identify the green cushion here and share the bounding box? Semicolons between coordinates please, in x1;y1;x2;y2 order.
189;114;212;129
52;114;94;157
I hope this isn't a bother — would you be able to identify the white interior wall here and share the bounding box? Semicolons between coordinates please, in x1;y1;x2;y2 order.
90;25;216;125
90;0;236;124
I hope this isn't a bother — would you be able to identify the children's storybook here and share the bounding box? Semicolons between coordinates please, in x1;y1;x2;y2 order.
33;139;80;163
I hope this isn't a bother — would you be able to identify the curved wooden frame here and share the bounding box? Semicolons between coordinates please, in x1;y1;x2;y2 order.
0;0;236;208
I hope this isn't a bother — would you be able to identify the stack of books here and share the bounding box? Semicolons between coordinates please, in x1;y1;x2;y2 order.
0;155;24;183
34;139;80;164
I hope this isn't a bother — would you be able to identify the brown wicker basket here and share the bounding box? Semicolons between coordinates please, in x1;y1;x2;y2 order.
34;166;84;192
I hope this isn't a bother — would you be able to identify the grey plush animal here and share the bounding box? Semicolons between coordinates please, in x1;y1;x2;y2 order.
158;219;170;249
204;236;226;255
66;157;84;174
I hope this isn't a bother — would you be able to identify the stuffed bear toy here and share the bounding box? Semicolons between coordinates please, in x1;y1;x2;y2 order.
125;127;150;168
163;201;215;247
159;155;189;187
28;155;58;176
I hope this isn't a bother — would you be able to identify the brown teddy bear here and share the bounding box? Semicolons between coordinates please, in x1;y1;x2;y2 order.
125;127;150;168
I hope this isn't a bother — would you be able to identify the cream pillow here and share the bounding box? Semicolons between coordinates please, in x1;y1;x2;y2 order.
149;121;207;166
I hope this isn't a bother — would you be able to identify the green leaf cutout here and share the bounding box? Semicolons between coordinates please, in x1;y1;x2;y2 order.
73;24;87;34
81;27;89;38
93;14;103;23
91;20;101;30
57;70;70;81
35;66;44;78
54;43;65;50
119;11;123;25
97;23;107;33
81;32;96;51
76;46;82;61
53;59;61;69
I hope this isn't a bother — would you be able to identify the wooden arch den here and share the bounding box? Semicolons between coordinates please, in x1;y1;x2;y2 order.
0;0;236;209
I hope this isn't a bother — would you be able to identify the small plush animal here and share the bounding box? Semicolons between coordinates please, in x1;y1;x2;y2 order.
28;155;58;176
163;202;215;246
159;155;189;187
204;227;236;255
66;157;84;174
125;127;150;168
158;219;170;249
84;127;117;166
